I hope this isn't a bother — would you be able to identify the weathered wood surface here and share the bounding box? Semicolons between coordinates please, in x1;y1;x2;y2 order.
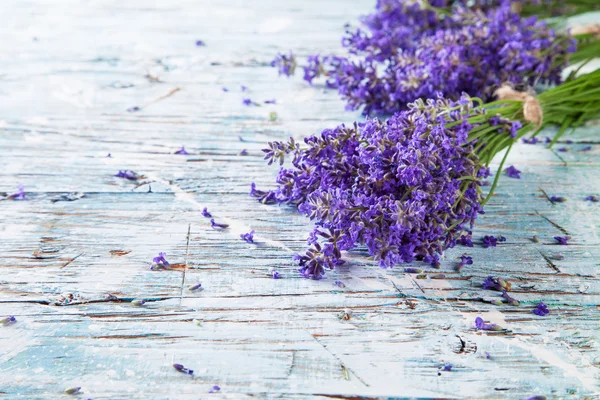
1;1;599;398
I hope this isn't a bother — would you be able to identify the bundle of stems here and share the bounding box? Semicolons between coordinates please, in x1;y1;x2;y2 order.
470;67;600;204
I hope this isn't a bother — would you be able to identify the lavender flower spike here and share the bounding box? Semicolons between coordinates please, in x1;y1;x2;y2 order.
210;219;229;229
505;165;521;179
533;302;549;316
240;230;255;243
475;317;503;331
173;363;194;375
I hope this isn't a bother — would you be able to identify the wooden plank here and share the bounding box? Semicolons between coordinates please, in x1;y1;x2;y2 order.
1;0;600;398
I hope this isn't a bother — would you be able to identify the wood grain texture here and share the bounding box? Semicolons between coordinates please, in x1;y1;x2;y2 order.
1;1;599;398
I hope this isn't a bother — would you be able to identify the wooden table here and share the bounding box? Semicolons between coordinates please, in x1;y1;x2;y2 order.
1;1;599;398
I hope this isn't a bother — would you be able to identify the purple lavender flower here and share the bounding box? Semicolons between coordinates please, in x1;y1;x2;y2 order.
202;207;212;218
549;196;566;203
173;363;194;375
533;302;549;316
404;268;422;274
106;153;112;158
334;280;345;288
457;255;473;271
482;235;505;248
264;99;276;104
271;51;296;77
475;316;503;331
242;98;253;106
522;137;539;144
152;252;170;269
579;145;592;152
238;149;248;156
585;195;599;202
240;230;255;243
209;385;220;393
483;276;511;292
241;85;247;92
127;106;141;112
459;234;474;247
188;283;203;291
277;4;574;115
442;362;453;372
6;184;26;200
505;165;521;179
210;219;229;229
501;290;520;306
557;147;569;152
554;236;569;245
271;270;280;279
114;170;139;180
257;95;519;278
0;316;16;325
174;146;190;155
195;40;206;47
222;87;228;92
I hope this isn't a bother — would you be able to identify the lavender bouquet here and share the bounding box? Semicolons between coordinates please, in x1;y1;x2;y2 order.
272;1;596;115
253;69;600;279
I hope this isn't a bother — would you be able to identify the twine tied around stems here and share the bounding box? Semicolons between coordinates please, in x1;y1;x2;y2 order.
570;24;600;37
494;85;543;127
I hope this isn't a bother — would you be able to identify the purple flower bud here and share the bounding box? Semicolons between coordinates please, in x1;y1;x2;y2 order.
271;51;296;77
114;170;139;180
554;236;569;245
152;252;170;269
238;149;248;156
549;196;566;203
1;316;16;325
188;283;203;291
240;230;255;243
501;290;520;306
579;145;592;152
557;147;569;152
173;363;194;375
404;267;422;274
209;385;221;393
442;362;452;371
505;165;521;179
202;207;212;218
210;219;229;229
533;302;549;316
240;85;247;92
195;40;205;47
475;316;503;331
585;195;599;202
127;106;140;112
333;280;345;288
483;276;511;292
264;99;276;104
271;270;280;279
131;299;146;306
242;98;253;106
174;146;190;155
6;184;26;200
